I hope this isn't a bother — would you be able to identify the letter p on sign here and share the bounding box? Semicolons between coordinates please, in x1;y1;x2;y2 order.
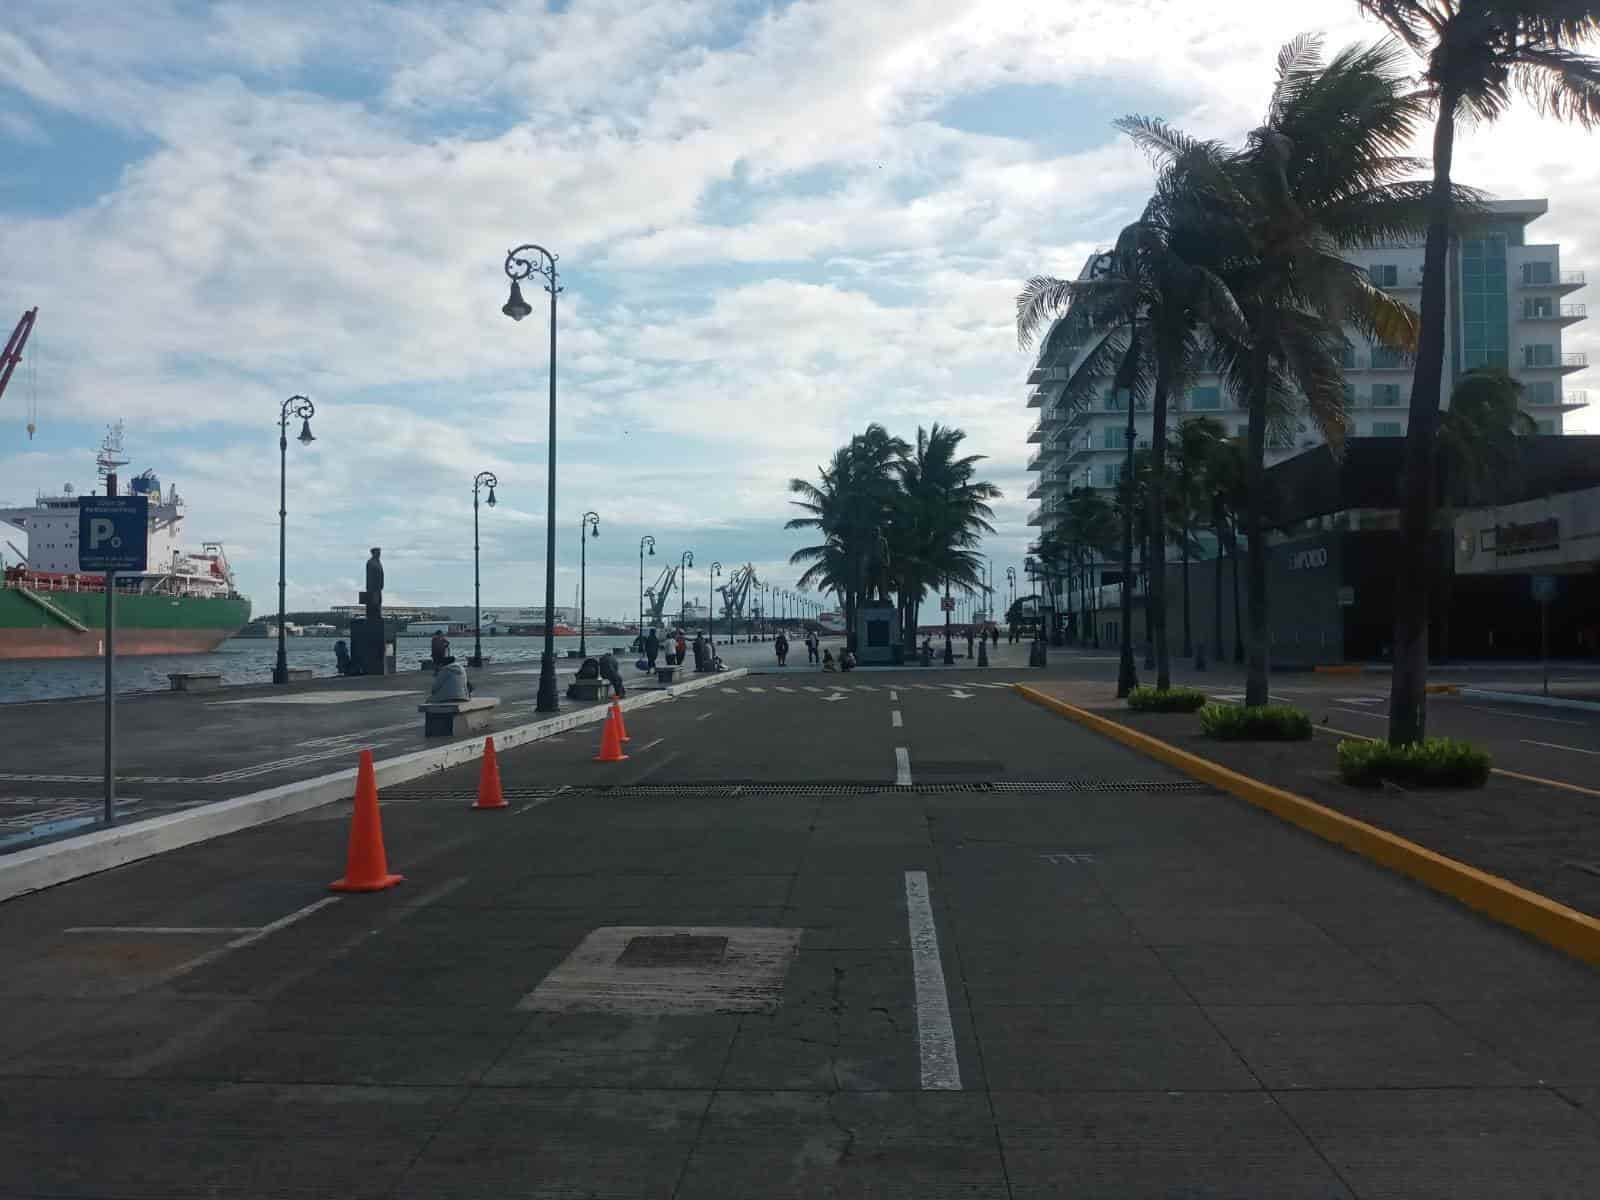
88;518;119;550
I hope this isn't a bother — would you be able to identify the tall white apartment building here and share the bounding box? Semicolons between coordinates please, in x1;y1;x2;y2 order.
1025;199;1587;540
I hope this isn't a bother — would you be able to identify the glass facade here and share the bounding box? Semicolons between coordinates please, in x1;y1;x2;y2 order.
1461;233;1509;368
1189;385;1221;410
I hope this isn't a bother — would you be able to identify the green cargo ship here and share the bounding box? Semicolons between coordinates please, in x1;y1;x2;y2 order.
0;427;253;660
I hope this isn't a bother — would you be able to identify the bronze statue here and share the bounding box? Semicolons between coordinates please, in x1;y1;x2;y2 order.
363;547;383;624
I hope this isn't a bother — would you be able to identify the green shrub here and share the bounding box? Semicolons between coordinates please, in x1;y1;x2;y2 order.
1336;737;1491;789
1126;686;1208;713
1197;702;1312;741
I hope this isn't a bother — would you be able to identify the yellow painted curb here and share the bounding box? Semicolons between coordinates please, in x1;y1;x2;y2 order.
1425;683;1461;695
1014;684;1600;969
1313;664;1363;674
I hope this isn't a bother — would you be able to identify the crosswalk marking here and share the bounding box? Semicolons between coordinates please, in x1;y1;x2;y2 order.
854;685;876;692
746;687;766;693
721;688;740;695
775;686;795;693
803;686;823;693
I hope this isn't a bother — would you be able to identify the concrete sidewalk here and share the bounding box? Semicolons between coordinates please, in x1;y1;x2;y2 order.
1;673;1597;1196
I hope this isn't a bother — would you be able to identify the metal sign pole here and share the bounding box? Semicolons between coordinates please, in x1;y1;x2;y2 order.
104;570;116;826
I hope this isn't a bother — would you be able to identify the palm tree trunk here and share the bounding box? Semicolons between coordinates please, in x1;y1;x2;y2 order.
1142;508;1155;670
1117;418;1138;696
1245;340;1270;706
1389;99;1457;746
1230;519;1243;665
1211;497;1226;663
1180;464;1193;659
1150;375;1171;690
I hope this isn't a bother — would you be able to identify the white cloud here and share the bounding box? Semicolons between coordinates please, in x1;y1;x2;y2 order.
2;0;1598;619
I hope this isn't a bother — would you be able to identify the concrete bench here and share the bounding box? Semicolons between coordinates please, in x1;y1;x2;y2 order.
655;665;678;685
168;672;222;692
418;696;500;737
570;678;613;703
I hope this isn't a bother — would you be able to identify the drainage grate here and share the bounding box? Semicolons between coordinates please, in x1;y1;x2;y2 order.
374;780;1214;801
616;934;729;967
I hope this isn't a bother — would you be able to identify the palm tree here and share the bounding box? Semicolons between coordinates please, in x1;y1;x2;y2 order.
893;424;1001;647
1124;37;1429;705
1356;3;1600;743
1198;434;1249;664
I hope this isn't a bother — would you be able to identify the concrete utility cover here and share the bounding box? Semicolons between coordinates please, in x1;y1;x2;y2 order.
617;933;729;967
519;925;800;1015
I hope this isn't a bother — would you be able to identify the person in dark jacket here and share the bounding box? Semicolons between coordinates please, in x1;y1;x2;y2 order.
644;628;660;670
774;631;789;666
430;630;450;666
965;627;975;659
598;650;625;698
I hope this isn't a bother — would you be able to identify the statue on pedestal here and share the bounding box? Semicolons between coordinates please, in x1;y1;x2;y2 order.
363;547;384;624
351;547;388;675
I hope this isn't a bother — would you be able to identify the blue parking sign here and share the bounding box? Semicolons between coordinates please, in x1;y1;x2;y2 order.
78;495;148;572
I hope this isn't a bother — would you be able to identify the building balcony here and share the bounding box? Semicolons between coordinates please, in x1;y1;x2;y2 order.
1566;390;1589;410
1027;505;1043;526
1026;365;1073;387
1519;267;1586;292
1520;302;1586;324
1026;388;1045;408
1027;420;1044;444
1027;447;1045;471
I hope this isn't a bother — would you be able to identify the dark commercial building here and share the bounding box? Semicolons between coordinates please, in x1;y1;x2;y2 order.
1159;436;1600;667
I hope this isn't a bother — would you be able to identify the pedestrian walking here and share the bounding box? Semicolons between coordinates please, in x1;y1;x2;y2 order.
806;630;819;663
675;631;687;666
966;627;975;659
991;625;999;648
644;627;660;670
775;631;789;666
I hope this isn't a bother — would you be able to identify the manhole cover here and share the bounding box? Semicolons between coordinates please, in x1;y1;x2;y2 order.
617;934;729;967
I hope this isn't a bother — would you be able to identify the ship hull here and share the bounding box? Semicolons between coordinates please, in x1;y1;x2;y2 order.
0;590;251;660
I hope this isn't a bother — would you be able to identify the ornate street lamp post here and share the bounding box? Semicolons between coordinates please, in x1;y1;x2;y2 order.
470;471;498;668
1006;565;1017;630
638;535;655;643
500;241;563;712
678;549;694;629
708;561;722;651
274;394;315;686
578;510;599;657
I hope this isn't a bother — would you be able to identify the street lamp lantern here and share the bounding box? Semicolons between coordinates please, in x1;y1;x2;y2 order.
470;470;499;668
501;279;533;322
578;510;599;657
500;240;562;712
486;485;497;508
273;394;315;686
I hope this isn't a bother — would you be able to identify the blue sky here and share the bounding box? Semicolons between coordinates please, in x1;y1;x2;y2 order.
3;0;1597;619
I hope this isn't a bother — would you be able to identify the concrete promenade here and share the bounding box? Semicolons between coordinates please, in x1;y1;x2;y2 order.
0;659;1597;1196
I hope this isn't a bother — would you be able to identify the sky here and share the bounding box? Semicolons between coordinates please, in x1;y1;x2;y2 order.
2;0;1598;622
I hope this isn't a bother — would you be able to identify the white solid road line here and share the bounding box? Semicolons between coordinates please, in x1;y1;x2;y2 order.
776;686;795;693
746;686;766;693
66;926;260;935
895;746;912;786
1523;738;1600;756
637;737;665;753
696;712;714;721
1460;703;1584;726
892;710;903;728
904;870;961;1091
155;896;343;985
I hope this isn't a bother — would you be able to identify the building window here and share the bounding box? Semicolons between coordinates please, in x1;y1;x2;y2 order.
1100;463;1123;487
1528;380;1556;405
1103;389;1128;411
1463;235;1510;368
1524;296;1556;318
1343;383;1359;409
1536;419;1556;435
1522;261;1554;285
1373;421;1403;436
1369;263;1398;287
1189;385;1221;410
1373;383;1402;406
1338;342;1357;369
1524;344;1557;367
1102;426;1126;450
1370;345;1404;369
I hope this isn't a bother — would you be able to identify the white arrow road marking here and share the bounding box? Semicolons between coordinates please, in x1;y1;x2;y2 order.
721;689;740;695
947;689;975;700
889;690;898;701
803;686;824;693
820;692;849;702
854;685;876;692
746;686;766;693
775;686;795;693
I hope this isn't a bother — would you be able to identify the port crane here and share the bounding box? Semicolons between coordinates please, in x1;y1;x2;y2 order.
642;563;680;630
717;563;759;624
1;308;39;438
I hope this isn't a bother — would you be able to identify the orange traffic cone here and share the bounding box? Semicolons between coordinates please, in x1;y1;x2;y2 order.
593;709;629;762
473;736;507;810
330;750;404;892
610;700;631;742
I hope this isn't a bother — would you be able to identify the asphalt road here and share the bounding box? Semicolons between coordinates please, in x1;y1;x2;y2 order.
1;667;1598;1197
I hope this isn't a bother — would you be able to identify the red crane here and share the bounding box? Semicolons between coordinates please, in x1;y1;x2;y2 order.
1;307;39;437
